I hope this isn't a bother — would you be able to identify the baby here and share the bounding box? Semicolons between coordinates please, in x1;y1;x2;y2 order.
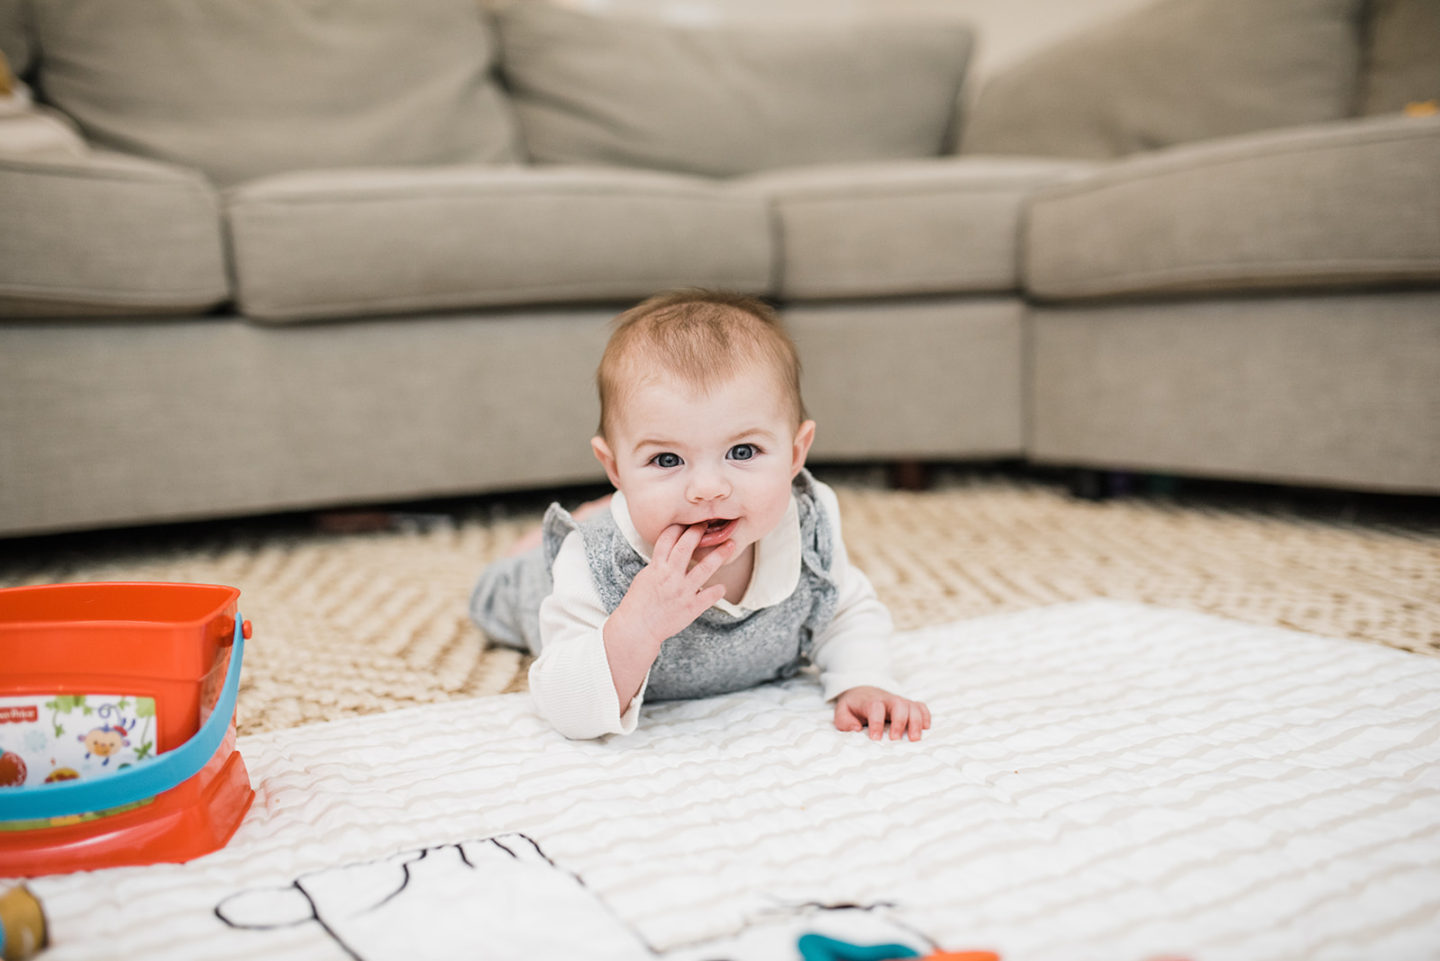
471;290;930;742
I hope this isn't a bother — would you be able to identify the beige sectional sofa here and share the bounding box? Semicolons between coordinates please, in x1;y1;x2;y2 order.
1;0;1437;537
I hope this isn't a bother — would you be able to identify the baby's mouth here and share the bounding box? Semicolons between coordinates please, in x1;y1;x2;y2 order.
697;517;738;547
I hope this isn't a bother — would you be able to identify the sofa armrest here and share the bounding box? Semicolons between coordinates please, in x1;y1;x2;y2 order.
1025;114;1440;301
0;149;230;316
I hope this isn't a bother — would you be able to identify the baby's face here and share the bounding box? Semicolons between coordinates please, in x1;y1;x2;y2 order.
593;366;814;566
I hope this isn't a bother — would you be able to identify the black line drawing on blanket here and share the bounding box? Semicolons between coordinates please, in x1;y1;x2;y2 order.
215;832;936;961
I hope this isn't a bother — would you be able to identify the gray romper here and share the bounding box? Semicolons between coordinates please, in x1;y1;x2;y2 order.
470;470;840;700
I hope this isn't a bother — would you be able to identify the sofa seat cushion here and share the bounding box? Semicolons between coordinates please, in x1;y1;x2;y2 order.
1025;115;1440;300
742;158;1091;299
497;3;973;178
0;151;228;316
29;0;521;187
225;166;774;323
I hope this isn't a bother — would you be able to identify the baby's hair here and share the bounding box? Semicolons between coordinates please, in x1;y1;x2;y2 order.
597;289;806;439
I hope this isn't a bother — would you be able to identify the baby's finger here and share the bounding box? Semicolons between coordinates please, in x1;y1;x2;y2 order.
918;701;932;730
866;700;887;741
688;537;739;583
666;522;707;566
907;705;926;741
833;701;862;733
692;583;727;615
651;523;686;560
889;701;909;740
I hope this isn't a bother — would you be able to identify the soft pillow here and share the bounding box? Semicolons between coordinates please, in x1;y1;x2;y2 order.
961;0;1365;159
497;3;974;177
30;0;522;186
1359;0;1440;115
0;57;87;160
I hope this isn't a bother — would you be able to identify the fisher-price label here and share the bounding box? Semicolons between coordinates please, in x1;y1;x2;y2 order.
0;693;158;790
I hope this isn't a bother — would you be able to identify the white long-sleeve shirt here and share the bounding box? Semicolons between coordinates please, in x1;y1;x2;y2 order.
528;479;900;739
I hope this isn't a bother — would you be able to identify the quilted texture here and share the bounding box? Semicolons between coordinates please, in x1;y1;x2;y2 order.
22;603;1440;960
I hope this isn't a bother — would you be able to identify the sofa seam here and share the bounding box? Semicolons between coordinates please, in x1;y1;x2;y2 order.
0;281;229;302
1033;256;1440;298
762;195;785;298
0;160;215;191
239;276;775;321
225;182;760;209
768;182;1059;205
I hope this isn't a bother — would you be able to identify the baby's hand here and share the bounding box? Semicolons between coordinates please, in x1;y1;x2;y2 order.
615;522;739;645
604;523;739;706
834;686;931;742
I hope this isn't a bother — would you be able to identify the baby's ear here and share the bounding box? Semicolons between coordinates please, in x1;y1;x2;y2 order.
791;420;816;476
591;436;622;489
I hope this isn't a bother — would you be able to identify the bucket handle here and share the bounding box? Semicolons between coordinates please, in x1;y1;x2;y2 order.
0;615;247;823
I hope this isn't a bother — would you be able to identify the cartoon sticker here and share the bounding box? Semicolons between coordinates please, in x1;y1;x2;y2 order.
0;694;159;827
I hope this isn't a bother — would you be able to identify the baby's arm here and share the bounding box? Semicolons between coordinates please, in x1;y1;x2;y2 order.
528;534;635;738
809;482;931;741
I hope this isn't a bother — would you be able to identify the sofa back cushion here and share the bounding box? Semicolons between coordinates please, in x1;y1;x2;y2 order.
1359;0;1440;115
961;0;1365;159
29;0;522;186
0;0;30;79
496;3;973;177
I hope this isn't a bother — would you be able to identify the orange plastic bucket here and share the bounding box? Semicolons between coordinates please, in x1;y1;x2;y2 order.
0;582;254;876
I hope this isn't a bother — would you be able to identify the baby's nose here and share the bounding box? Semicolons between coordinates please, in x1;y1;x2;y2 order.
686;471;729;502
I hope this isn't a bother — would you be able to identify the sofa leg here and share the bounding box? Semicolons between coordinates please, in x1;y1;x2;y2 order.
1068;468;1110;501
1069;469;1147;501
888;459;931;491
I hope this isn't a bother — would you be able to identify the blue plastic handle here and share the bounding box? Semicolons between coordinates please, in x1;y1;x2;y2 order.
0;615;246;822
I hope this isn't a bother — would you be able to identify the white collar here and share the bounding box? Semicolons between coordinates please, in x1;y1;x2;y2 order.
609;490;802;614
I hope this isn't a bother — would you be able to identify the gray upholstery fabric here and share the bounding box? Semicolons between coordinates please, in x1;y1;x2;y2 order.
744;158;1091;299
0;151;228;316
785;298;1025;460
1028;293;1440;494
962;0;1364;159
497;3;973;177
29;0;521;187
0;0;29;77
1360;0;1440;115
0;296;1030;536
1025;115;1440;300
0;310;612;536
225;166;773;323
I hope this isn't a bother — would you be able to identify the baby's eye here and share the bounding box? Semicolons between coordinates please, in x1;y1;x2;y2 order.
650;452;683;469
727;443;758;461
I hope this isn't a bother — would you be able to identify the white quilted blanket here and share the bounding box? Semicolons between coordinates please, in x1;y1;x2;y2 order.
23;601;1440;961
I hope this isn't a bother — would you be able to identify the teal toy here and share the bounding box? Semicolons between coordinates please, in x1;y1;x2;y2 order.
797;933;920;961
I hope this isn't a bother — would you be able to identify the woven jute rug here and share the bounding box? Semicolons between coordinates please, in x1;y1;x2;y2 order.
2;469;1436;736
